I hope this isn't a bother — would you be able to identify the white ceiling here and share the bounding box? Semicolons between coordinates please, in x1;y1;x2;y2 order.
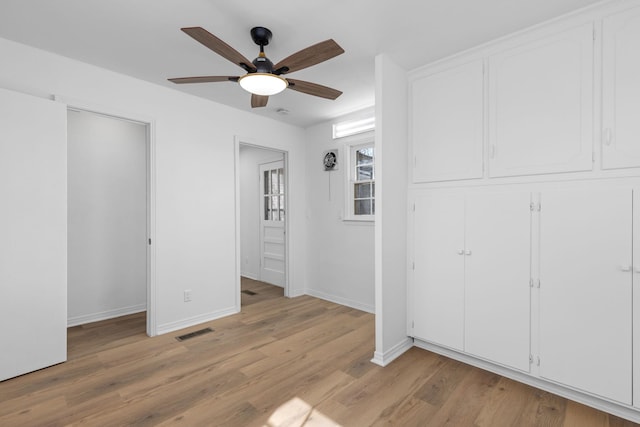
0;0;602;127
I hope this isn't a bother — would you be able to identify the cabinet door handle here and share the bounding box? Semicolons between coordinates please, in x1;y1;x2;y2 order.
457;249;464;255
465;250;472;256
603;128;613;146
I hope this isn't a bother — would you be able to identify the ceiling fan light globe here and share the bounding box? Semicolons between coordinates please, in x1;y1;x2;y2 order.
239;73;288;96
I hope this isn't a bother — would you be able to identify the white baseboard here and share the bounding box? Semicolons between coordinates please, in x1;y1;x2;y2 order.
240;273;259;281
371;337;414;367
67;304;146;327
414;339;640;424
305;289;374;313
287;288;306;298
156;306;239;336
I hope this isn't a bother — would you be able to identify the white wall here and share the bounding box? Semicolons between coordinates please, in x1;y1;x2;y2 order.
67;110;147;326
373;54;411;366
0;36;306;335
304;114;375;313
239;145;284;280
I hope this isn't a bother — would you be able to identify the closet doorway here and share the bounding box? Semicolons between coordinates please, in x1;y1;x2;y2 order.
67;108;153;335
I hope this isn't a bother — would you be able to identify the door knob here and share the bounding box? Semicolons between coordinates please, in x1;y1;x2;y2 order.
457;249;464;255
465;250;472;256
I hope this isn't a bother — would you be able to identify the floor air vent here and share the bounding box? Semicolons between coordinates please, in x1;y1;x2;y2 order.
241;290;257;295
175;327;213;342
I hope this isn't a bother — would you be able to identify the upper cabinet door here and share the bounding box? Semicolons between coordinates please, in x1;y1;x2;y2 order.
411;60;484;183
488;24;594;177
602;7;640;170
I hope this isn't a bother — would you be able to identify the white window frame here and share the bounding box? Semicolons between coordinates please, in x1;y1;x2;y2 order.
343;132;375;222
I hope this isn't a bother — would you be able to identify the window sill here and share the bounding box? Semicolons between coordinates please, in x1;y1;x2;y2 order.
342;216;375;225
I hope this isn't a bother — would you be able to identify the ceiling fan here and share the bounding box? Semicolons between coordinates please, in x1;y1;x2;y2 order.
168;26;345;108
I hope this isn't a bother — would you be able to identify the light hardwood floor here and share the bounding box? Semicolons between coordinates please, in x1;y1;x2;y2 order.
0;277;637;426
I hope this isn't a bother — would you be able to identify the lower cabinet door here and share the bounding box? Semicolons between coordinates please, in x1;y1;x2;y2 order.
412;193;465;350
539;188;632;405
464;192;532;372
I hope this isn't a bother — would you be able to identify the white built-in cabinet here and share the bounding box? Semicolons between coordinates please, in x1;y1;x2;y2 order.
411;187;637;407
538;188;632;405
488;24;594;177
412;192;531;371
408;3;640;421
411;60;484;183
602;7;640;170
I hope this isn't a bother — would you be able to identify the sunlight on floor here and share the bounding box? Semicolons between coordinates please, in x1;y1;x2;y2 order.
265;397;341;427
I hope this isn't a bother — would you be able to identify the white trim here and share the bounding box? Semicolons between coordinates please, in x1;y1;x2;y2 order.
305;289;374;314
414;339;640;424
240;273;260;281
156;306;239;336
371;337;414;367
67;304;146;327
54;94;158;337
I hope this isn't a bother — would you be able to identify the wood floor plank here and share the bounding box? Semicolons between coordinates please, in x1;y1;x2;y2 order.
0;277;638;426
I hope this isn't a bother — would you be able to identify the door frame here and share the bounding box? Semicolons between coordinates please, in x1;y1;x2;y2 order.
234;136;290;310
54;95;158;337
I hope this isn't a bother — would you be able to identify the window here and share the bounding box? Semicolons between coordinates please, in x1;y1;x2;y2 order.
263;166;285;221
346;140;375;221
333;116;375;139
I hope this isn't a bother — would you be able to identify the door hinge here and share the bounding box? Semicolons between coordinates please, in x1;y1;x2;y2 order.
412;262;415;270
148;238;152;245
530;278;540;288
529;354;533;364
537;356;541;367
413;203;416;212
530;202;541;212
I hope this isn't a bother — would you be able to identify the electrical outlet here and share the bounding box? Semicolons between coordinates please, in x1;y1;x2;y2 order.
184;289;192;302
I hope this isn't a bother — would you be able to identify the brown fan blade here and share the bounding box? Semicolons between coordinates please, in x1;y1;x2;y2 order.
251;94;269;108
181;27;256;72
168;76;239;84
274;39;344;74
287;79;342;100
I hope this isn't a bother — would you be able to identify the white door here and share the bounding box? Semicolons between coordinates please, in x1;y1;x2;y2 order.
411;60;484;183
259;161;285;287
602;7;640;169
539;188;632;405
488;23;593;177
412;193;465;350
0;88;67;381
464;192;531;372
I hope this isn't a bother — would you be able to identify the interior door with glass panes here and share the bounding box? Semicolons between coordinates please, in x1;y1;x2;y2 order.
259;160;286;287
353;145;375;217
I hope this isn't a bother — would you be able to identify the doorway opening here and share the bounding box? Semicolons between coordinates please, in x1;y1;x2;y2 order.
64;103;155;337
237;142;289;308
